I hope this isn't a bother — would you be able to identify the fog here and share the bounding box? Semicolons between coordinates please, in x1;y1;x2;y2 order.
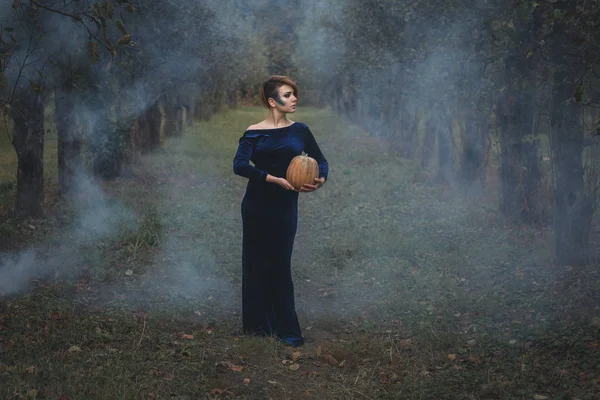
0;0;566;341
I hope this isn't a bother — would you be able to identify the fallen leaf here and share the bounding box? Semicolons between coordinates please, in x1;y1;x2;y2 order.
533;395;548;400
216;360;246;372
468;355;482;364
67;345;81;353
182;334;194;340
27;389;38;400
289;363;300;371
448;353;456;361
324;354;338;366
243;378;251;384
268;380;278;385
125;269;133;276
291;351;302;361
399;339;412;348
25;366;36;374
209;388;234;396
229;363;245;372
315;346;322;358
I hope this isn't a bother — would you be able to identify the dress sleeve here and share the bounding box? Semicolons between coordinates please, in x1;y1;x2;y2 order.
305;127;329;181
233;132;268;182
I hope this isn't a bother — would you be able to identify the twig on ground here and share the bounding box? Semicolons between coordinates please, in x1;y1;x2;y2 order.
132;315;146;356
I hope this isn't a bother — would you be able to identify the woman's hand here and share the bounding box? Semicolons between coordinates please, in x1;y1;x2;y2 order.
300;177;325;192
267;174;297;191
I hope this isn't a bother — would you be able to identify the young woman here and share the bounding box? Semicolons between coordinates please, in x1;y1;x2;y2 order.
233;75;329;347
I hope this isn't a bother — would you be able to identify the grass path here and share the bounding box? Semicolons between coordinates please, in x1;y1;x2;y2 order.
0;107;599;399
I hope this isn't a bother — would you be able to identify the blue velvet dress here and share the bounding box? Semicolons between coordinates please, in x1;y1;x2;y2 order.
233;122;328;347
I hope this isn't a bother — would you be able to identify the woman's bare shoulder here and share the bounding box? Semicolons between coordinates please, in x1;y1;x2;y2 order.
247;120;268;130
247;120;296;130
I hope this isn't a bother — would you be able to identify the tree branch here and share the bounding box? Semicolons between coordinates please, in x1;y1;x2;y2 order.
29;0;84;21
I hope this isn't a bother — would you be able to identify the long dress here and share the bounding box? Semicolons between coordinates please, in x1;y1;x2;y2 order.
233;122;329;347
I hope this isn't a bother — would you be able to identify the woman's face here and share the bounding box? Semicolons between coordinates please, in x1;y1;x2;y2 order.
270;84;297;113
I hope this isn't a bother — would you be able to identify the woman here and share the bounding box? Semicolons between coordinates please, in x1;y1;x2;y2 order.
233;75;329;347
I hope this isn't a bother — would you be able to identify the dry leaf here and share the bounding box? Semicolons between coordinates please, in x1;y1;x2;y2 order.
182;334;194;340
229;363;245;372
289;363;300;371
315;346;322;358
291;351;302;361
468;355;481;363
268;380;278;385
399;339;412;348
533;396;549;400
67;345;81;353
243;378;251;384
117;34;132;45
217;361;246;372
25;366;36;374
448;353;456;361
216;361;246;372
209;388;234;396
324;354;339;366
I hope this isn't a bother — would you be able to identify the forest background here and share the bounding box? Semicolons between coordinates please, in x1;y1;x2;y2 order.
1;0;600;399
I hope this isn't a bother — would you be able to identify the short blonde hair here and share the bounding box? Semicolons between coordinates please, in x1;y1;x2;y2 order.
260;75;299;108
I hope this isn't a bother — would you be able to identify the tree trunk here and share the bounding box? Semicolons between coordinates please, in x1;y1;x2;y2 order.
420;114;437;171
398;105;417;158
498;87;538;223
437;112;454;184
12;94;45;218
163;104;181;137
460;116;487;190
55;84;83;196
91;104;123;180
133;101;161;153
148;102;162;149
551;74;593;266
185;96;195;127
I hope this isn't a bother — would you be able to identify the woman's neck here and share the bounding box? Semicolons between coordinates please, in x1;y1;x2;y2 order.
265;110;290;127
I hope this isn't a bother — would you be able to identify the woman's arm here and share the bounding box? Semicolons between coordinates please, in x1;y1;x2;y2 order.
305;127;329;184
233;134;296;191
233;136;268;182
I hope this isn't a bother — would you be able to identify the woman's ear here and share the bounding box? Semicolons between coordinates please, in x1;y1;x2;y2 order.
267;98;277;108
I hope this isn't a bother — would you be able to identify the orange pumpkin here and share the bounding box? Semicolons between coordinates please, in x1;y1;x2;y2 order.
286;152;319;191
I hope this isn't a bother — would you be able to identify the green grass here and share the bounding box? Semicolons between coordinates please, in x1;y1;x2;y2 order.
0;106;599;399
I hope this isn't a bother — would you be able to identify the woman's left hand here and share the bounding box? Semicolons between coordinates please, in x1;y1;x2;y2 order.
300;177;325;192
